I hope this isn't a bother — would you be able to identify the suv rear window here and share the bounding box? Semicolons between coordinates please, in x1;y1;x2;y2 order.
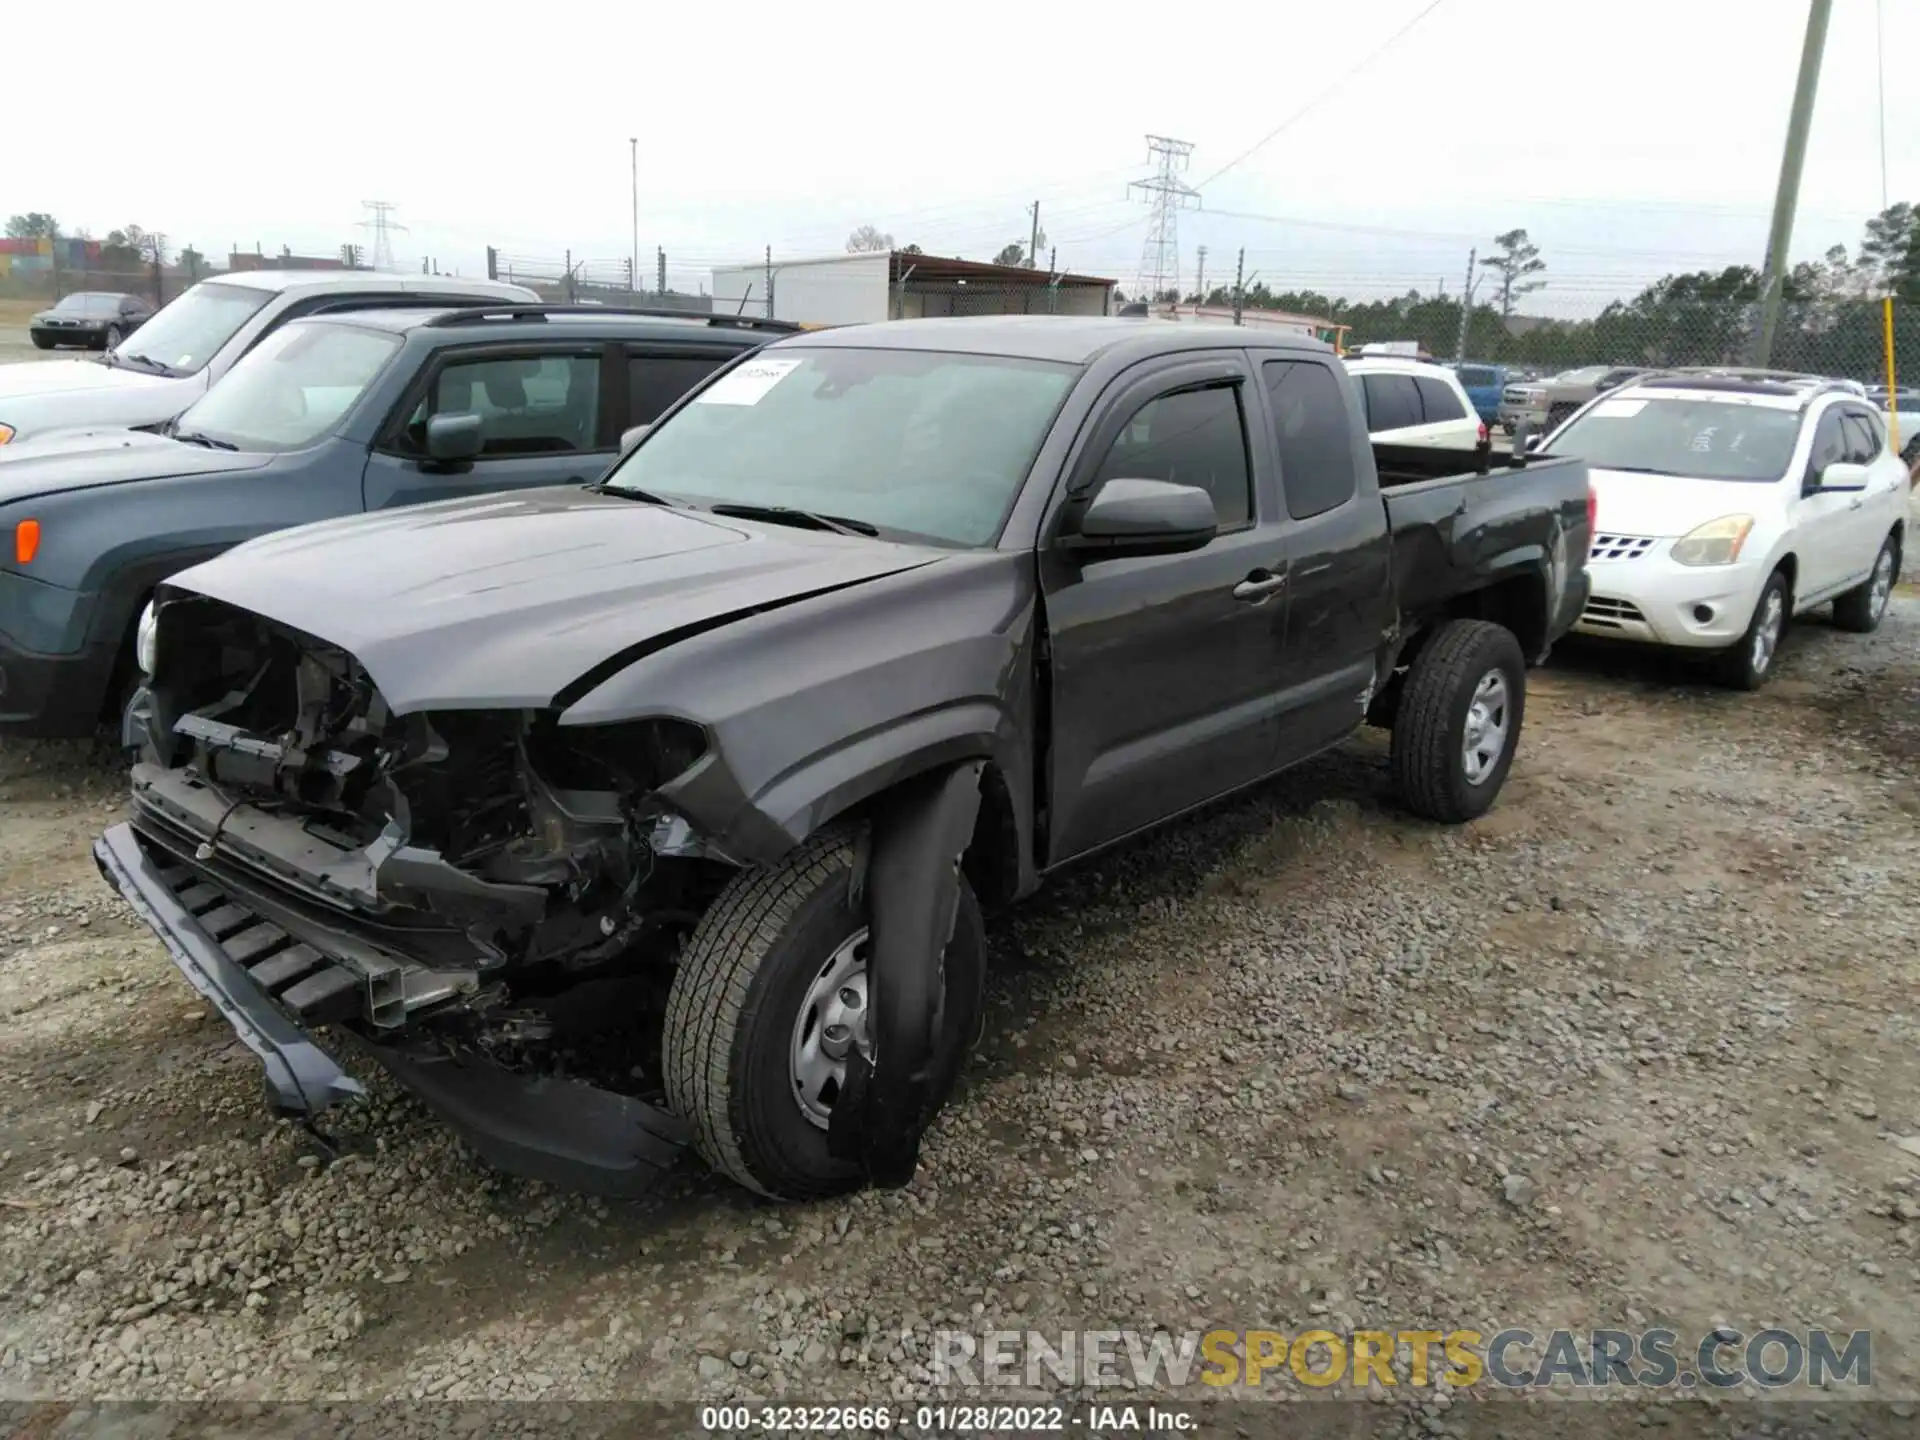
1414;377;1467;423
1361;374;1422;432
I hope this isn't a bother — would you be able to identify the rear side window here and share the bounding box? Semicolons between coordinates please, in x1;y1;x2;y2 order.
402;352;603;456
1414;377;1468;423
1839;410;1883;462
1264;360;1358;520
1361;374;1422;432
1094;383;1252;530
628;351;732;425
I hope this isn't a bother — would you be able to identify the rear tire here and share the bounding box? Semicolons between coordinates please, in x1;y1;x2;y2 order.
663;827;985;1200
1390;619;1527;823
1715;568;1789;690
1832;536;1899;634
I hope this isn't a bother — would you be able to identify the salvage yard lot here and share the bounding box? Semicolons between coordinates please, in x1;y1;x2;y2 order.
0;598;1917;1414
0;299;46;366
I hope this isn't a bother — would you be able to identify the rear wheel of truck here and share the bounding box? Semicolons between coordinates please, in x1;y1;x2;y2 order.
1390;619;1526;823
663;828;986;1200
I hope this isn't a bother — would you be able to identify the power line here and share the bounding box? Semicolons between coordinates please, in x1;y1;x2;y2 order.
1130;136;1199;302
358;201;407;272
1194;0;1450;189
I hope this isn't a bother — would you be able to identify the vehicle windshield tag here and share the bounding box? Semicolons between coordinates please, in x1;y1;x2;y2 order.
696;358;801;406
1592;398;1646;418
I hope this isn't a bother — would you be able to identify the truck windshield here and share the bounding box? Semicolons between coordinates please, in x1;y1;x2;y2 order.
602;347;1078;546
1550;396;1800;482
168;322;401;452
108;281;270;376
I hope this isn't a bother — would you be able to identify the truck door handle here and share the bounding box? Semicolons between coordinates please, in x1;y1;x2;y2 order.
1233;570;1287;602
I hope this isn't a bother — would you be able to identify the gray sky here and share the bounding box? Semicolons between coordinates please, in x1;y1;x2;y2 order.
10;0;1915;315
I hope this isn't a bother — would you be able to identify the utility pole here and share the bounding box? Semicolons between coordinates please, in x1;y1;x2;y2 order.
1754;0;1832;366
1028;201;1041;269
630;137;639;294
657;246;666;298
565;248;574;303
1232;248;1246;326
1195;245;1207;309
1453;247;1477;362
765;245;774;320
1047;247;1058;313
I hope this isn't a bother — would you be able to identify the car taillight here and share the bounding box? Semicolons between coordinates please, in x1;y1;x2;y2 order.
1478;421;1489;445
1586;486;1598;537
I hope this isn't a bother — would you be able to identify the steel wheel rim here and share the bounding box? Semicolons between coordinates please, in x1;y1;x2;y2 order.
1870;549;1894;619
1461;668;1511;785
790;928;871;1130
1751;589;1784;674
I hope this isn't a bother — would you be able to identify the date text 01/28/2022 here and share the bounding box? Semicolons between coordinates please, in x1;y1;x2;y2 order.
698;1404;1197;1431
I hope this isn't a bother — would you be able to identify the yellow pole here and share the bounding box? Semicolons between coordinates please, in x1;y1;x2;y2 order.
1884;296;1899;454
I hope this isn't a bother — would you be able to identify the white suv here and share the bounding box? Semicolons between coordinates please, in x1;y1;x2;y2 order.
1550;374;1907;688
1343;357;1485;449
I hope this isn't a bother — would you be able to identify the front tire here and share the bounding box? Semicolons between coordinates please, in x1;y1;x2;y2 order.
1390;619;1527;823
1716;568;1790;690
663;827;985;1200
1832;536;1899;634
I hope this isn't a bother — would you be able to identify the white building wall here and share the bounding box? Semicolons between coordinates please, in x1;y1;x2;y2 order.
709;253;890;327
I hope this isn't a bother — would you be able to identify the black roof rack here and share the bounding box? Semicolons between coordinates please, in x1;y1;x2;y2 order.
421;304;802;334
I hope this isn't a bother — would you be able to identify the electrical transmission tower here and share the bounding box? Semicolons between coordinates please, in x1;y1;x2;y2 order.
1128;136;1199;305
358;201;407;272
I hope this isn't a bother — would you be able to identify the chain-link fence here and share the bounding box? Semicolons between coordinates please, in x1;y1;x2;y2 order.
487;249;711;312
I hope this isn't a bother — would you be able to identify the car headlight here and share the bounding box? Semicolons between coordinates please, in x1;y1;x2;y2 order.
1670;514;1756;567
0;422;14;445
135;601;159;676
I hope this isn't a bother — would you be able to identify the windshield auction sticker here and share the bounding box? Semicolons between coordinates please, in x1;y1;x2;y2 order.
697;357;802;406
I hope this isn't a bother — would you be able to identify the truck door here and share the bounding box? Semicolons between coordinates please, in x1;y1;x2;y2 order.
1040;354;1292;863
361;344;620;511
1250;355;1394;765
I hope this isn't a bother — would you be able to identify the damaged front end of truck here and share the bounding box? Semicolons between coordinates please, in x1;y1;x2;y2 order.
97;548;1021;1199
100;595;757;1194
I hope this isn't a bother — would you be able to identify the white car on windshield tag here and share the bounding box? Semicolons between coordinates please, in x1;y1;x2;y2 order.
1548;374;1907;689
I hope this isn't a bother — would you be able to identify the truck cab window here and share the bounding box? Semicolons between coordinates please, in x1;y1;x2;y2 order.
1093;383;1252;529
1264;360;1358;520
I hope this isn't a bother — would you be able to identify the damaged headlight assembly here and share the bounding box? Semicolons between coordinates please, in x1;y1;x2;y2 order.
135;599;159;676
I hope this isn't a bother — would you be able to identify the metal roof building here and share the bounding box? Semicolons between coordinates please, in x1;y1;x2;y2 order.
710;251;1117;329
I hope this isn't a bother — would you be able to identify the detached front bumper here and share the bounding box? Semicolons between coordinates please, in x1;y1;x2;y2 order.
95;820;693;1197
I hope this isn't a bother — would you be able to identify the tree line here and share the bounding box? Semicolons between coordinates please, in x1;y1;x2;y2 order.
1182;205;1919;379
5;212;206;274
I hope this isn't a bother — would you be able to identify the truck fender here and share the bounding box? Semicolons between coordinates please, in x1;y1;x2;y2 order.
824;759;984;1187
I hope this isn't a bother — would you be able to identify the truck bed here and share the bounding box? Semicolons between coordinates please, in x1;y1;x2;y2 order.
1377;443;1591;654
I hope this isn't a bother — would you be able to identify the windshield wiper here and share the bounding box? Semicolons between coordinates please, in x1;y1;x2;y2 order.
173;430;239;451
709;502;879;537
587;482;680;506
115;351;175;377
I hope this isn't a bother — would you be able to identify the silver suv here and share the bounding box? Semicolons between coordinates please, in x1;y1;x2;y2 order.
0;271;538;447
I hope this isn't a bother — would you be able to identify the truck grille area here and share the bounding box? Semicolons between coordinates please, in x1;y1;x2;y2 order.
137;845;365;1025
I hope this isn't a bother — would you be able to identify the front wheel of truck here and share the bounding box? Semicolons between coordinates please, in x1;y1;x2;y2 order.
663;827;986;1200
1390;619;1527;823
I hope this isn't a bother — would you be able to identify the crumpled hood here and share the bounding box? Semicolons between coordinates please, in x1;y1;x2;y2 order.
0;427;271;507
0;360;198;443
161;486;948;712
1588;468;1779;539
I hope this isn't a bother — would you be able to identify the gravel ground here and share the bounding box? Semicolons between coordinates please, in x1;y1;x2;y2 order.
1;585;1917;1425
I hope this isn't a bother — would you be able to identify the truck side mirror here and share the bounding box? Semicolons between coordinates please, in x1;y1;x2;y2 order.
1060;478;1217;560
425;412;484;464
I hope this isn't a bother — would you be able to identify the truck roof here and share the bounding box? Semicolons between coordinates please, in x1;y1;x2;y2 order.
780;314;1335;366
308;304;788;342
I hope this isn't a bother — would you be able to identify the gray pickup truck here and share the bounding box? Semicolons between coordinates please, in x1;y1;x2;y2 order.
97;316;1593;1203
